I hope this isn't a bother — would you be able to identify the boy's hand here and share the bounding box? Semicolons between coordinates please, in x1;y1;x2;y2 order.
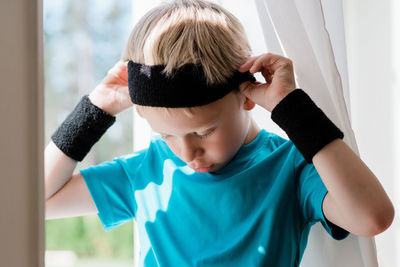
88;60;132;116
238;53;296;112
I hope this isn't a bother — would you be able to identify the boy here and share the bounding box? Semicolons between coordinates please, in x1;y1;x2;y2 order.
45;0;394;266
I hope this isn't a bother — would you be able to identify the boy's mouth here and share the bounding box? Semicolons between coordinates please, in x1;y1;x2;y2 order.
189;164;214;173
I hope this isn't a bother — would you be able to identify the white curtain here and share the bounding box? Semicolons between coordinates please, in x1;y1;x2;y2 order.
252;0;378;266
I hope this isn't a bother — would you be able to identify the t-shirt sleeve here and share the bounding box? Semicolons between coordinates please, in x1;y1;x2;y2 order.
80;149;147;231
294;147;350;240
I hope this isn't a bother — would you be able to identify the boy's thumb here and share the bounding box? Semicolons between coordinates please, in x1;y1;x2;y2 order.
239;81;262;95
239;81;253;94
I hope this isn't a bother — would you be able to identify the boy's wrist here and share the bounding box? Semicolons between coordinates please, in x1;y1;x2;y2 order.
271;88;344;163
51;95;116;161
268;90;293;112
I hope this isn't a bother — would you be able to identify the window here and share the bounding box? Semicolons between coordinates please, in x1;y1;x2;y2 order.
44;0;134;266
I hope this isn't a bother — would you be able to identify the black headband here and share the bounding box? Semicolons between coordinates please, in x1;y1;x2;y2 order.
127;61;256;108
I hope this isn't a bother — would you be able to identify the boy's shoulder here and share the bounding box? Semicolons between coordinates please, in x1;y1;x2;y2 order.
262;129;290;146
254;129;294;155
260;129;306;164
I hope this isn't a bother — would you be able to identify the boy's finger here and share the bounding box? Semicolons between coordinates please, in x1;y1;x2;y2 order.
262;54;292;73
249;55;267;74
238;56;258;72
118;60;128;69
248;53;276;73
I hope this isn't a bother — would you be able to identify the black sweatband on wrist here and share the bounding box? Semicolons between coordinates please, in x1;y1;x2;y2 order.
271;89;344;163
51;95;116;161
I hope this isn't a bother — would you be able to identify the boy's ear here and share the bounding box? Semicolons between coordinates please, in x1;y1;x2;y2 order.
243;96;256;111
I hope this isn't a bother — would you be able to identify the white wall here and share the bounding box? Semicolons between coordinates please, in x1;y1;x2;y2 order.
0;0;45;267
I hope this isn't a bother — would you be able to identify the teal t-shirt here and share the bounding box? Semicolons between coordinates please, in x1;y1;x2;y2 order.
80;129;349;266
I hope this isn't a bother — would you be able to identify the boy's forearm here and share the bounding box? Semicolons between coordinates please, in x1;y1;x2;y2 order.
312;138;395;234
44;141;77;200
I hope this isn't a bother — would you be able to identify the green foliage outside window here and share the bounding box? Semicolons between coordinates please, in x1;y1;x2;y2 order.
46;216;133;259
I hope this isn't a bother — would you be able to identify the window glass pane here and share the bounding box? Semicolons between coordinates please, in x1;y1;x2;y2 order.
44;0;134;266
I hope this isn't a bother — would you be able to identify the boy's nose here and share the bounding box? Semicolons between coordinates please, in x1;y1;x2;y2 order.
179;137;201;163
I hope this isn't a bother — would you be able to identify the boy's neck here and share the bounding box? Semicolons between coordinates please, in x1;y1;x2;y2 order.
243;118;261;146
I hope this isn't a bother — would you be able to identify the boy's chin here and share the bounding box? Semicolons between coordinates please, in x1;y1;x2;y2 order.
208;162;228;174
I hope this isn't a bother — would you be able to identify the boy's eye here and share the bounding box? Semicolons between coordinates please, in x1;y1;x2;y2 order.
161;128;215;140
197;128;215;139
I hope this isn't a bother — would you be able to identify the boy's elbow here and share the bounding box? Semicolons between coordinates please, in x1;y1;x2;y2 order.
367;202;395;237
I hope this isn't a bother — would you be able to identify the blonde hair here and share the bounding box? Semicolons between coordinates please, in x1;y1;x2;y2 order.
121;0;251;118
